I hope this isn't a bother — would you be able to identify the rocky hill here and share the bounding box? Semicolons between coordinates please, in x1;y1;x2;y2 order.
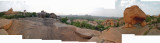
0;17;102;42
1;17;160;43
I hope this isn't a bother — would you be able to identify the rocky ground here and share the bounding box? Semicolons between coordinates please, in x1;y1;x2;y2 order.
0;17;160;43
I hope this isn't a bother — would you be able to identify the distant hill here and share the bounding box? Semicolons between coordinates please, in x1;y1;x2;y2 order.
59;15;121;21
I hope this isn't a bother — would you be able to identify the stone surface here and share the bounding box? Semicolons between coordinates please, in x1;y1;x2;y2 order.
147;28;160;35
0;29;8;35
124;5;146;28
88;37;102;43
75;28;101;39
6;17;93;41
99;25;149;43
0;19;13;30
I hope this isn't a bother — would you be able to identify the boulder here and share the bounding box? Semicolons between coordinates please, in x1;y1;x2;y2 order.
124;5;146;28
37;10;47;18
99;26;150;43
50;13;57;19
0;19;13;30
0;29;8;35
75;28;101;39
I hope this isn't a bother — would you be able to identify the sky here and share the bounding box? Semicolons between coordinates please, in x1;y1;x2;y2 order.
0;0;160;17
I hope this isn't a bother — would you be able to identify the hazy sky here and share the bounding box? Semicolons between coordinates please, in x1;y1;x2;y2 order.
0;0;160;17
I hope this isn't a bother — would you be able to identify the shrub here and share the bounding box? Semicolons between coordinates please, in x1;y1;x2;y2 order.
60;17;68;23
145;16;152;22
98;26;111;31
0;12;5;17
32;12;37;17
157;17;160;23
2;14;25;19
72;22;81;27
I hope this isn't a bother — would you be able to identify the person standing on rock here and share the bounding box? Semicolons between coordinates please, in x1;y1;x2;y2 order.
23;10;26;16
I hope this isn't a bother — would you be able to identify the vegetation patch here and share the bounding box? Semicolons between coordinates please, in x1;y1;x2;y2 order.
0;12;37;19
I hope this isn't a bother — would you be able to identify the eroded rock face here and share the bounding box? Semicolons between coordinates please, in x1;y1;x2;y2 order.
124;5;146;28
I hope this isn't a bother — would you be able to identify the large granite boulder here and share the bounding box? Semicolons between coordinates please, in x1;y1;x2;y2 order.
124;5;146;28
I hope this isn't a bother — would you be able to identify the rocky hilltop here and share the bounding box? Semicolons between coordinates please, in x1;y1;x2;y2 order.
0;17;103;42
1;5;160;43
1;17;160;43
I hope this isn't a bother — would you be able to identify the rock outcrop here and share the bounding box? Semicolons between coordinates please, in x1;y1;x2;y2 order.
49;13;57;18
0;17;102;42
5;8;16;15
37;11;58;19
37;10;47;18
102;19;118;27
0;19;13;30
124;5;147;28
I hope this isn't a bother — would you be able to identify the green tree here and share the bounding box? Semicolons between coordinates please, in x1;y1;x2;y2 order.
60;17;68;23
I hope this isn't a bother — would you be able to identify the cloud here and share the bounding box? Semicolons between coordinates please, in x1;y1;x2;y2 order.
152;3;160;5
120;0;139;7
